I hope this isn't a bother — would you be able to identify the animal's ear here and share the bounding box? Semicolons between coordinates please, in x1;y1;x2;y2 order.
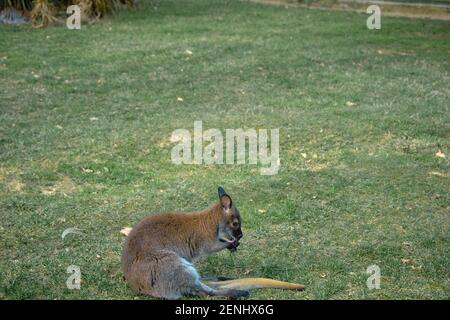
218;187;232;210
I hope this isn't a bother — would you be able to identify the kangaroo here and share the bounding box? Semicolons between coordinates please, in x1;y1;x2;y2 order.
121;187;304;299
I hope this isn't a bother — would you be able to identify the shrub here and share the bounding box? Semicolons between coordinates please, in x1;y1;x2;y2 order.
0;0;133;27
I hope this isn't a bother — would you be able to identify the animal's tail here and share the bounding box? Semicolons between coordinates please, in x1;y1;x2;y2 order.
203;278;304;291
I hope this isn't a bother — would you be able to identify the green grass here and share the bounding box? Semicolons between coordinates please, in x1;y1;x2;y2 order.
0;0;449;300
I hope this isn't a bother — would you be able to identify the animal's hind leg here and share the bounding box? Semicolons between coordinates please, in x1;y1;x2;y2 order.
126;252;201;299
174;260;248;298
202;276;235;282
130;253;248;299
193;282;249;299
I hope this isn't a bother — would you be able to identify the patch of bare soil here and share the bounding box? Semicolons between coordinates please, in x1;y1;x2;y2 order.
248;0;450;20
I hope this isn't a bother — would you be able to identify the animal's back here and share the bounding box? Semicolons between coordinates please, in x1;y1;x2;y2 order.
122;212;181;274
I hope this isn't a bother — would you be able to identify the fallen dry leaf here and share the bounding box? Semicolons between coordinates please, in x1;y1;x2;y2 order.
120;227;132;236
400;258;411;263
41;187;56;196
429;171;449;178
258;209;267;214
435;149;445;158
319;272;327;278
185;49;193;55
346;101;356;107
89;117;98;121
177;97;184;102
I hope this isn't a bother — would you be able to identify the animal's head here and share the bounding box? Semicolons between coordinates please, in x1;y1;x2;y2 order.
217;187;243;252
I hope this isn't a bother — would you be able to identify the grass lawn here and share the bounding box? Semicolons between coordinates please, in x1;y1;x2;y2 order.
0;0;449;300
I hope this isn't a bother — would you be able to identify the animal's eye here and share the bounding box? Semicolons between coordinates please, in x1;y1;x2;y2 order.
232;221;239;228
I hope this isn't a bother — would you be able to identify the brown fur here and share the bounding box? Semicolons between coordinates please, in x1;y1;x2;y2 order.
121;187;304;299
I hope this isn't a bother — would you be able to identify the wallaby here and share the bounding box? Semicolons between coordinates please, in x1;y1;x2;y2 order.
121;187;304;299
